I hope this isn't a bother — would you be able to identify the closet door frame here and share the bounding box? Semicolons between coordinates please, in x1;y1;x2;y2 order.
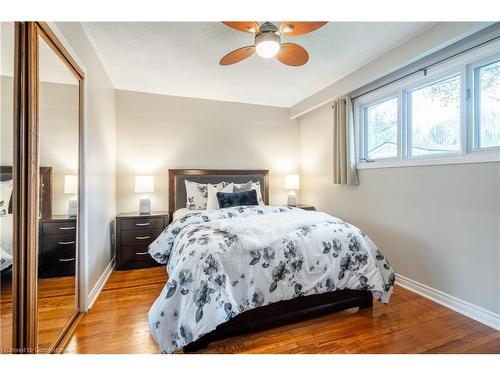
12;21;32;353
12;21;85;354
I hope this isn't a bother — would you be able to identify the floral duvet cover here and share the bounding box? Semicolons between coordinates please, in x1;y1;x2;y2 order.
148;205;395;353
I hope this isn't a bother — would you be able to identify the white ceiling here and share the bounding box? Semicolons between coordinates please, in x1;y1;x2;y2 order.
81;22;432;107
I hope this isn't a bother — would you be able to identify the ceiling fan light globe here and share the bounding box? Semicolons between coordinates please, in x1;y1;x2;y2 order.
255;32;281;58
256;41;280;58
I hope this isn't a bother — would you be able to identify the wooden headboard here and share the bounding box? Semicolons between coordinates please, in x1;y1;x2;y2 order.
168;169;269;217
0;165;52;219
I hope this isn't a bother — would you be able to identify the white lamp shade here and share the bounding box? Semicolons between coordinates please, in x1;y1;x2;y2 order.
284;174;300;190
135;176;154;193
64;175;78;194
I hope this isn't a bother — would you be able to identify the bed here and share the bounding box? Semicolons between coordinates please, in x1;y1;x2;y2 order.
148;169;395;353
0;166;52;273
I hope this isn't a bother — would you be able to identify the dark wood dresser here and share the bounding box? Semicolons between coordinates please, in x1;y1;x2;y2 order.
115;211;169;270
39;215;77;278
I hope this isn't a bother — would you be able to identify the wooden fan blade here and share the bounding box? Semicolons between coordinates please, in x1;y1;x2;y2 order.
276;43;309;66
279;22;327;36
222;22;260;34
219;45;256;66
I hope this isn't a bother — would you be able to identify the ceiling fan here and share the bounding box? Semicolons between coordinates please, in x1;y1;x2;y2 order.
219;21;327;67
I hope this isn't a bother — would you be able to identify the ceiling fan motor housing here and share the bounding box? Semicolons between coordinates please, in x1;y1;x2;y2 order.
259;22;279;34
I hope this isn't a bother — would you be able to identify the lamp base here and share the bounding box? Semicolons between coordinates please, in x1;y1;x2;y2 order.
139;198;151;215
67;198;78;217
287;190;297;206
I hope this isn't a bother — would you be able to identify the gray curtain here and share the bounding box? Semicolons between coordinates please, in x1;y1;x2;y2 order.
332;96;359;185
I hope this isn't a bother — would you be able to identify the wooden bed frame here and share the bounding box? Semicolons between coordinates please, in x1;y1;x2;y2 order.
168;168;373;353
168;168;270;218
0;165;52;219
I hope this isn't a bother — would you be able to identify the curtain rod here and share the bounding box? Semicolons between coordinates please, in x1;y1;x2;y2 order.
349;34;500;102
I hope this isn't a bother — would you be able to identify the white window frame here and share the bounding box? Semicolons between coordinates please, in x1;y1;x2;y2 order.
405;69;465;160
354;39;500;169
470;53;500;151
359;92;401;162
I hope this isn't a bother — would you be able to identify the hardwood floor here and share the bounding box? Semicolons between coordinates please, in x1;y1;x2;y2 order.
65;267;500;354
0;270;13;352
37;276;77;352
65;267;166;354
1;271;76;353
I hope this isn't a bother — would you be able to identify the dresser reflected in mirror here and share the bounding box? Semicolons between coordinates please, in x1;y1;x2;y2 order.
36;32;80;352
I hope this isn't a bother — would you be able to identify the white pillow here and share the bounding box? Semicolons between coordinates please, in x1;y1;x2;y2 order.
233;180;265;206
206;183;233;210
0;214;13;259
185;180;210;210
0;179;13;215
251;181;265;206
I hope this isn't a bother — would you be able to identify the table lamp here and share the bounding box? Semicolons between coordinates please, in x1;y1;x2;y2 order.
135;175;154;214
64;174;78;217
284;174;300;206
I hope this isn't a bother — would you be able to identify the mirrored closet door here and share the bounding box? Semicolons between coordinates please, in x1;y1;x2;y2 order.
0;21;15;354
0;21;84;355
36;29;81;352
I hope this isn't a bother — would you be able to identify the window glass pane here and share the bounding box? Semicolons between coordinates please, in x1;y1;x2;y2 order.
477;60;500;148
410;74;461;156
366;97;398;159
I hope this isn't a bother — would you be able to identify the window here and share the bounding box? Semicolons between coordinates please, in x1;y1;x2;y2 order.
365;97;398;159
473;59;500;149
355;41;500;168
409;74;461;156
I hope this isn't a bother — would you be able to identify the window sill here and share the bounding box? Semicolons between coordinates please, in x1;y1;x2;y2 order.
357;150;500;169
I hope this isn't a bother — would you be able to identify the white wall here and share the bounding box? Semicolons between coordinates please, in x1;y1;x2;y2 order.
39;81;79;215
0;76;13;166
115;90;300;213
55;22;117;298
1;77;79;216
299;35;500;316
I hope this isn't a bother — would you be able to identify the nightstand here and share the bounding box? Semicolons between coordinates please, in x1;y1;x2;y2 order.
115;211;169;270
290;204;316;211
39;215;77;278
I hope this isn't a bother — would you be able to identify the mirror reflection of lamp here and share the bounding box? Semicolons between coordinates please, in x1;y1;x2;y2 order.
284;174;300;207
64;174;78;217
135;176;154;215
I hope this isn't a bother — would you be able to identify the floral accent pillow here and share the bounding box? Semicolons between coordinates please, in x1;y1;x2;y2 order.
0;179;13;216
185;180;210;210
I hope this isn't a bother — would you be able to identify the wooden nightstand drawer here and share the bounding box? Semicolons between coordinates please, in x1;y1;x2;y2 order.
120;246;158;268
39;249;76;278
121;229;163;247
42;221;77;235
42;234;77;253
121;217;164;231
39;235;76;278
115;212;169;270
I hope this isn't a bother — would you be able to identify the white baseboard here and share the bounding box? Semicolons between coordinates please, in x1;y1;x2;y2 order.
87;257;115;311
396;273;500;331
